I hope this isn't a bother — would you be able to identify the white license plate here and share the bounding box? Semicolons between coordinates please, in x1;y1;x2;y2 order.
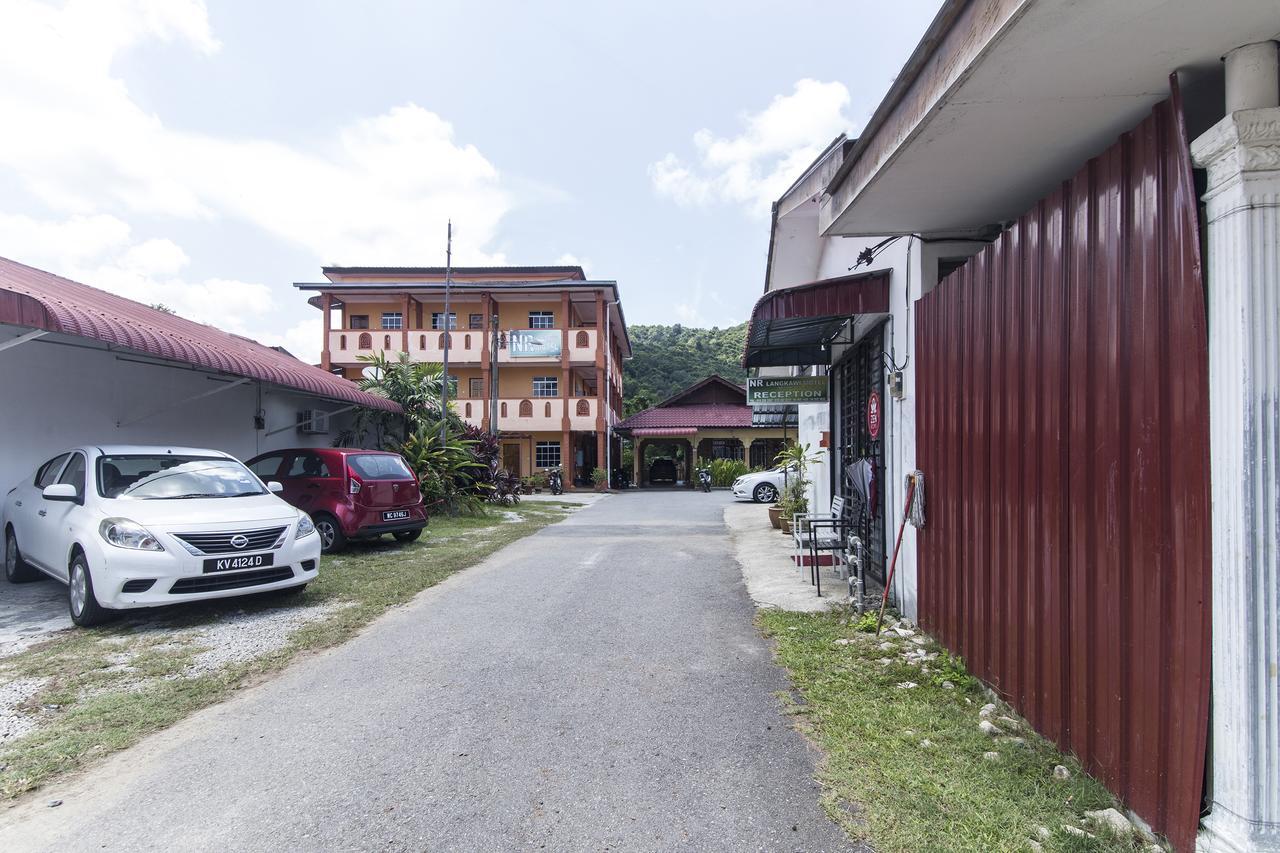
204;553;273;573
382;510;411;521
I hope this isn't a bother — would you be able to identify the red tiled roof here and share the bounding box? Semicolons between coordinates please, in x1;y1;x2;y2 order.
0;256;400;413
618;404;755;431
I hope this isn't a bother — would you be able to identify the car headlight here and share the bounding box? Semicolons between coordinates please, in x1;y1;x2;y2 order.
295;513;316;540
99;518;163;551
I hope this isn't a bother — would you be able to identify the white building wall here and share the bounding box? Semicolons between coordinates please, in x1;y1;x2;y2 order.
0;329;366;493
767;229;983;619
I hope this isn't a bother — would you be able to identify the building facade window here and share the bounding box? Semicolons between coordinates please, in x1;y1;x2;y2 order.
350;315;369;329
419;335;426;349
358;332;372;349
576;399;590;416
469;378;484;398
535;441;561;469
438;332;452;348
380;312;402;330
431;312;457;330
339;335;347;349
518;399;533;417
528;311;554;329
469;313;484;329
576;330;590;348
532;376;558;397
544;402;552;417
500;402;507;417
465;403;472;418
464;334;472;350
383;335;392;349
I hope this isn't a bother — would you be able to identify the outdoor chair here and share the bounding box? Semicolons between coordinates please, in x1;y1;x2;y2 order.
791;496;853;597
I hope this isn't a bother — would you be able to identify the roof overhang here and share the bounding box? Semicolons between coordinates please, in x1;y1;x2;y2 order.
821;0;1280;237
629;427;698;437
744;270;890;368
0;259;401;413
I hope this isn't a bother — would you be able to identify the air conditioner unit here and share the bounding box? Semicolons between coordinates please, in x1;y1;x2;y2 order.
297;409;329;434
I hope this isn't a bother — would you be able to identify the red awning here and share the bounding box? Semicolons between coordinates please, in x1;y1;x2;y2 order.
743;270;890;368
631;427;698;437
0;256;400;413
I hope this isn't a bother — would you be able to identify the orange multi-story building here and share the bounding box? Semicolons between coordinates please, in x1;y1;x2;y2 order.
298;265;629;485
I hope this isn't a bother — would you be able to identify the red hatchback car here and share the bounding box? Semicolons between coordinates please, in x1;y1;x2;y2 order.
246;448;428;553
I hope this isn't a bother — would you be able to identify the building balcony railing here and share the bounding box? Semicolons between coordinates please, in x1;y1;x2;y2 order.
328;327;601;365
450;396;599;433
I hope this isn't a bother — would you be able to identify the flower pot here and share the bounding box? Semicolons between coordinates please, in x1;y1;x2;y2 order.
767;505;782;529
780;517;793;534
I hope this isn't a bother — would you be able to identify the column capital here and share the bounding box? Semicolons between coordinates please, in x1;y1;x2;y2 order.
1191;108;1280;206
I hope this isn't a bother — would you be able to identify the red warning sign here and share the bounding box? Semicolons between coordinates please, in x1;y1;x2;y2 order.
867;391;881;440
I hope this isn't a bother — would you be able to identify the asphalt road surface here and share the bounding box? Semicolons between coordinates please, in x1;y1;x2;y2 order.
1;491;857;852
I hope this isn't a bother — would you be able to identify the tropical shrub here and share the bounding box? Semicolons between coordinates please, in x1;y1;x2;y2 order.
489;469;522;506
707;458;749;486
397;423;487;516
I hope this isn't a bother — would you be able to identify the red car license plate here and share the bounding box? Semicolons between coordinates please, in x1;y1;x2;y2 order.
382;509;411;521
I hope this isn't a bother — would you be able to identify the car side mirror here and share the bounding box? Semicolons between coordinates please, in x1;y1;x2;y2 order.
267;481;284;494
42;483;79;502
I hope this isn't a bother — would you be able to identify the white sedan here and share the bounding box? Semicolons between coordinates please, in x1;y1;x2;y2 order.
3;446;320;626
731;465;798;503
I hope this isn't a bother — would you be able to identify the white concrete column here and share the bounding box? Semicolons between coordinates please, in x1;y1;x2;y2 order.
1191;97;1280;851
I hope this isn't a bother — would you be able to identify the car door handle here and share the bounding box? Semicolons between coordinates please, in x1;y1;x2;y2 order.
14;500;21;507
37;509;47;517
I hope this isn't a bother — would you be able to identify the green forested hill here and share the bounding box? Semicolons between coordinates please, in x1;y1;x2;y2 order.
623;322;747;414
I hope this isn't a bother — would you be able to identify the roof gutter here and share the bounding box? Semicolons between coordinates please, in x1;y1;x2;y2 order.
823;0;970;199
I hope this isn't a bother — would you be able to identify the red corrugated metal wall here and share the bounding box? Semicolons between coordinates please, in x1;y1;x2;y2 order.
914;91;1210;850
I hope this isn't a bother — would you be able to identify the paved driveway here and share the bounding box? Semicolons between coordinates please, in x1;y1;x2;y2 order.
0;491;856;852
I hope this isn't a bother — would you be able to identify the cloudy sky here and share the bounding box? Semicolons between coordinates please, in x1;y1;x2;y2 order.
0;0;941;362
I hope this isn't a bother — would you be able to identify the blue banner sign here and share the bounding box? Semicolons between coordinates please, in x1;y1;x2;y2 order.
508;329;562;358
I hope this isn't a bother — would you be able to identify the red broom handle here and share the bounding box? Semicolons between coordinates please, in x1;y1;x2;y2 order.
876;475;917;638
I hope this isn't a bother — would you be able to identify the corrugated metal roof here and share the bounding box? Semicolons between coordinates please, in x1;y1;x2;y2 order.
617;404;755;431
0;257;400;413
322;265;586;278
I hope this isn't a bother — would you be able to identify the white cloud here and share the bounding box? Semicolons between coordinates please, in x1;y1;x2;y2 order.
0;0;523;368
0;0;512;262
554;253;592;276
0;212;280;346
649;79;853;217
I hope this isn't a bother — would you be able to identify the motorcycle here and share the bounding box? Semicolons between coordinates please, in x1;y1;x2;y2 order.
548;468;564;495
697;467;712;493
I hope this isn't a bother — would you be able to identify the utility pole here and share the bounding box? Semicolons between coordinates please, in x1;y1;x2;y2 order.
489;312;500;430
439;220;453;446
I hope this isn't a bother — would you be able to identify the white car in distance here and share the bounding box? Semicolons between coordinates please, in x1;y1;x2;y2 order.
3;446;320;626
731;465;798;503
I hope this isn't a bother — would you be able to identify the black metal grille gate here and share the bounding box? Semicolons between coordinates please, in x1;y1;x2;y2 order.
836;325;886;584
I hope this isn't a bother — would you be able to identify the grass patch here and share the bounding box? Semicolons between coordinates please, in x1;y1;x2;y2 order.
759;610;1156;853
0;503;569;798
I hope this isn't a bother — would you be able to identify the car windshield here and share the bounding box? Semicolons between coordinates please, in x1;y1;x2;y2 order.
347;454;414;481
98;455;266;500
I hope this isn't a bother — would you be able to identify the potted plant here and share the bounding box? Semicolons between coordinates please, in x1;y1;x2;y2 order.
778;496;796;534
768;503;783;529
591;467;609;491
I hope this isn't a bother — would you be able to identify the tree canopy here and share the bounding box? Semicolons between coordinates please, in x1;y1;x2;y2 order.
623;322;747;413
